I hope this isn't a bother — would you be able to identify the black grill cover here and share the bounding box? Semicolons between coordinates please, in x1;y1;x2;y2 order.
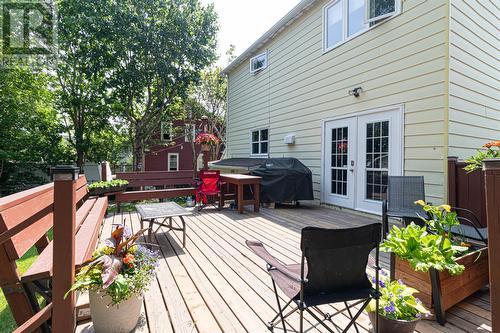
250;158;314;203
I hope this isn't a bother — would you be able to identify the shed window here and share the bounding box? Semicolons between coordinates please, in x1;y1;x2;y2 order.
251;129;269;155
161;122;172;142
250;53;268;73
168;153;179;171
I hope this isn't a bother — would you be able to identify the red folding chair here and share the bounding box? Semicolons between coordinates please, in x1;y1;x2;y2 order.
194;170;222;211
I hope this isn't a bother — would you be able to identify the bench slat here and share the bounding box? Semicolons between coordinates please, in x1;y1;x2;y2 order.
75;196;107;265
21;198;103;283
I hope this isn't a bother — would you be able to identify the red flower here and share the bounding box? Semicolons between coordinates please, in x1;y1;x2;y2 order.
123;254;135;267
483;140;500;148
195;133;220;145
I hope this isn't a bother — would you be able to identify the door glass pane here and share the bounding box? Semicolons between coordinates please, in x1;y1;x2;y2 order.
365;120;389;201
326;1;343;48
331;126;348;196
348;0;366;36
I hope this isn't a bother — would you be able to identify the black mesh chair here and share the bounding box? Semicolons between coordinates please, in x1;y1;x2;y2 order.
246;223;382;333
382;176;427;236
448;207;488;245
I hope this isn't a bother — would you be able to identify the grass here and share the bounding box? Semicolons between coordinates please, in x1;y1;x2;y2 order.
0;230;53;333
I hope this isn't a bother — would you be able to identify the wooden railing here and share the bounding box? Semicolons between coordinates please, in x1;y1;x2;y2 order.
447;157;487;227
0;169;89;333
116;170;195;188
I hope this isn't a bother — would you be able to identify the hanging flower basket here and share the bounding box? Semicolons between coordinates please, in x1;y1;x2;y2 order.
195;133;220;152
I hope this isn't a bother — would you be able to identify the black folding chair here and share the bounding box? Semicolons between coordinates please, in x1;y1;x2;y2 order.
246;223;382;333
382;176;427;236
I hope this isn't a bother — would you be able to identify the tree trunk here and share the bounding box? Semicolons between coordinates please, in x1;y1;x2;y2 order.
74;126;85;168
133;124;144;171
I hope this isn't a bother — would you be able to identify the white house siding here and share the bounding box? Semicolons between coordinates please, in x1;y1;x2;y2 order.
448;0;500;158
226;0;449;204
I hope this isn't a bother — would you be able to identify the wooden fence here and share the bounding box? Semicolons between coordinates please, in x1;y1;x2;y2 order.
447;157;487;227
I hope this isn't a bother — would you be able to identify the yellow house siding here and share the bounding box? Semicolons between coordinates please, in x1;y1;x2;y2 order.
448;0;500;158
226;0;449;204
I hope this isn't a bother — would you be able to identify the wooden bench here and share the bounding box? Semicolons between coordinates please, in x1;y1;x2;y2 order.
115;171;196;210
0;175;107;331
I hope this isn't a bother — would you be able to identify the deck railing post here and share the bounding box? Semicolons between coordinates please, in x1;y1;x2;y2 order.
483;158;500;333
51;166;79;333
447;156;458;206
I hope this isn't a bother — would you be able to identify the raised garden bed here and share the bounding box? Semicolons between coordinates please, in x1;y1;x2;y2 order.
392;247;489;324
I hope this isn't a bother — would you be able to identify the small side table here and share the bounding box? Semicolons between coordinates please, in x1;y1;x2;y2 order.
136;202;192;247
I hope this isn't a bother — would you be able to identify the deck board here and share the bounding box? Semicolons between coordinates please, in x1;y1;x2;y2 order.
76;205;491;333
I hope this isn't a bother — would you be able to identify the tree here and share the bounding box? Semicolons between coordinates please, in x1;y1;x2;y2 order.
0;66;71;193
192;66;227;160
101;0;219;171
56;0;115;167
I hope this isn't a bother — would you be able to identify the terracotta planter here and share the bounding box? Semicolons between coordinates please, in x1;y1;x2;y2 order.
89;290;143;333
393;247;489;313
367;311;419;333
201;144;211;152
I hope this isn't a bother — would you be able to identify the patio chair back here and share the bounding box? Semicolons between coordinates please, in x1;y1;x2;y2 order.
198;170;221;193
387;176;426;216
300;223;381;295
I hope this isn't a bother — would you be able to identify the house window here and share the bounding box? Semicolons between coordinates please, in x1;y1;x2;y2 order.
251;128;269;156
161;122;172;142
366;0;398;23
323;0;400;51
168;153;179;171
250;52;268;73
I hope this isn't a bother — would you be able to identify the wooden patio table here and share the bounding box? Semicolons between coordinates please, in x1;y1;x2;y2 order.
136;202;191;247
219;174;261;214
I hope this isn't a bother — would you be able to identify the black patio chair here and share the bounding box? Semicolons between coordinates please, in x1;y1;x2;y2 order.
382;176;427;236
246;223;382;333
448;207;488;245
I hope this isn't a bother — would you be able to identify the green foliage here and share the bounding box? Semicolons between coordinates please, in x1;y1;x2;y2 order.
88;179;129;191
68;225;159;304
381;202;469;275
367;276;429;321
464;141;500;173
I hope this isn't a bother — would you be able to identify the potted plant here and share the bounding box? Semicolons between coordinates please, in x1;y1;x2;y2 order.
366;275;429;333
88;179;129;196
464;140;500;172
67;225;159;333
195;133;220;152
381;202;488;322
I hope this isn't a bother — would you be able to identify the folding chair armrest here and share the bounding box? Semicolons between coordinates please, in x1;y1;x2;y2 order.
193;178;202;189
246;240;305;282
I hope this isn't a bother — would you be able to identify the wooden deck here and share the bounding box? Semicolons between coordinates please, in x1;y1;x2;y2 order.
76;205;491;333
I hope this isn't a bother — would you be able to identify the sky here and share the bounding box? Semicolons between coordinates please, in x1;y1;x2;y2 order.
201;0;301;67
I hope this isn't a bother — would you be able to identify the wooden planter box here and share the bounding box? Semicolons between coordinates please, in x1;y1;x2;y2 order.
89;185;128;197
393;247;489;324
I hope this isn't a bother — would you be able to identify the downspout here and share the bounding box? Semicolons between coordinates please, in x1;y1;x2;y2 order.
443;0;451;203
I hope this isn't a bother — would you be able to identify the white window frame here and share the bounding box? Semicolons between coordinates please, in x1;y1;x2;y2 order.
250;128;269;157
167;153;179;171
249;52;268;74
161;122;172;142
322;0;401;53
365;0;401;23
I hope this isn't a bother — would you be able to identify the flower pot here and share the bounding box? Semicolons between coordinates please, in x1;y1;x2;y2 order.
201;144;211;152
89;185;128;197
367;311;419;333
89;290;143;333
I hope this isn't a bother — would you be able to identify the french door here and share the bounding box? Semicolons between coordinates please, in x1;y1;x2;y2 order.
323;108;403;214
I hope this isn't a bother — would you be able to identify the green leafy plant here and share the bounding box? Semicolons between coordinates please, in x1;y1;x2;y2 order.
381;202;469;275
464;140;500;173
88;179;129;191
67;224;158;304
367;275;429;321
